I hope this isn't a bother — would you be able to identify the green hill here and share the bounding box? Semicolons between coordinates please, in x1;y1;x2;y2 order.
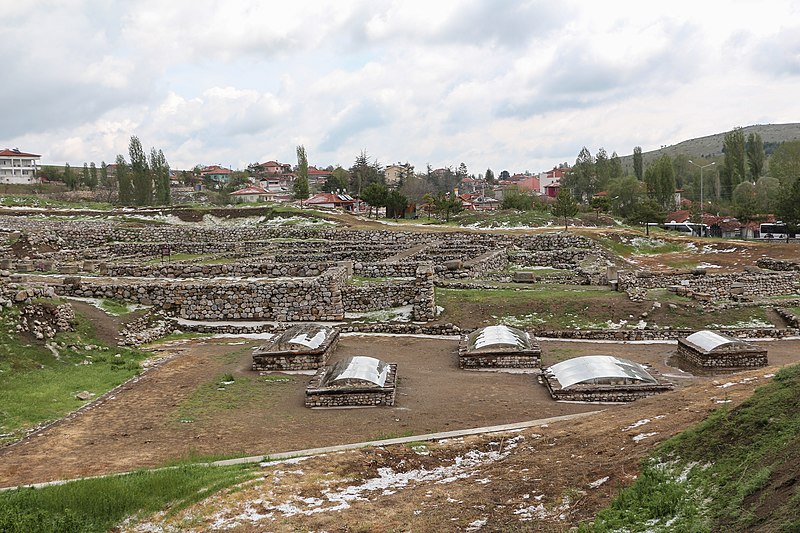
618;123;800;174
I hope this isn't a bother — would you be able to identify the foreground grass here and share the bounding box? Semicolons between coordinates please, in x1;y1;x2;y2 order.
0;464;258;533
582;364;800;532
0;307;147;443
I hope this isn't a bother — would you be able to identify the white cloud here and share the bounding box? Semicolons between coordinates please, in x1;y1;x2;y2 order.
1;0;800;173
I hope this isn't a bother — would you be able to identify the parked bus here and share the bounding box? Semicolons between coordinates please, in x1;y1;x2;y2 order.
662;222;708;237
758;222;796;239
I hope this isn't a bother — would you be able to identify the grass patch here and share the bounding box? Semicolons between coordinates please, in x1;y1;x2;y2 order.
145;253;210;265
0;308;147;444
584;364;800;532
435;286;633;329
0;463;258;533
594;234;686;257
174;374;262;424
452;209;553;228
98;299;136;316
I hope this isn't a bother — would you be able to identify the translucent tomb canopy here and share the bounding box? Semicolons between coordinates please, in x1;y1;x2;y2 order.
545;355;657;390
320;356;391;388
465;325;532;354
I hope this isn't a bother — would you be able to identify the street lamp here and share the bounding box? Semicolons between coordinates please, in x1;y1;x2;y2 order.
688;160;715;236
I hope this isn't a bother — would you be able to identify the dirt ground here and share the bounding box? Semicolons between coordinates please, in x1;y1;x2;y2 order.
2;335;799;490
131;355;798;533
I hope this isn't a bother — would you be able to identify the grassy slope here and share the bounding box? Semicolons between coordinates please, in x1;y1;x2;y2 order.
0;464;258;533
583;364;800;532
0;307;147;444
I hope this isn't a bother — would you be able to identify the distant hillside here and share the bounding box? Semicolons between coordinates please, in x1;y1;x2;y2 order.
618;123;800;174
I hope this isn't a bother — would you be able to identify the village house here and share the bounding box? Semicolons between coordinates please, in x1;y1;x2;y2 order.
200;165;232;188
0;148;41;185
230;185;283;203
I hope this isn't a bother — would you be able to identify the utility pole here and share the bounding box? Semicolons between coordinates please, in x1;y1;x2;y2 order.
688;160;715;236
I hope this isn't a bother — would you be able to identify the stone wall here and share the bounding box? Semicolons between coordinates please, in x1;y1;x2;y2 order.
542;380;674;402
305;364;398;408
619;270;800;300
756;258;800;271
675;341;769;369
55;267;348;321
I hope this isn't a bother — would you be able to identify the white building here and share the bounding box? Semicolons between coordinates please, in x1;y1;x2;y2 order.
0;148;41;184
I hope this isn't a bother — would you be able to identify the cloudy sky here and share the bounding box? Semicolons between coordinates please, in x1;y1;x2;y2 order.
2;0;799;174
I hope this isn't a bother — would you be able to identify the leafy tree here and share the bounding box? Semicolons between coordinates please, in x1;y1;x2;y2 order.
552;187;578;230
432;192;463;222
293;145;310;205
501;187;535;211
63;163;78;190
633;146;643;180
626;197;665;229
746;132;765;180
594;147;611;191
732;181;757;221
100;161;111;188
457;162;468;180
385;189;408;219
768;140;800;186
37;165;61;182
350;150;382;196
722;127;746;200
399;174;437;203
128;136;151;206
644;155;676;209
150;148;170;205
672;154;691;190
87;162;98;191
608;175;646;219
323;166;350;193
777;177;800;234
562;146;595;201
590;195;610;220
82;163;90;188
499;170;510;180
755;176;781;214
485;168;496;185
609;151;623;181
361;182;388;218
116;154;133;204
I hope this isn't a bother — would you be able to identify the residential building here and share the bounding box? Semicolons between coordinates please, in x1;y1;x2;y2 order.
257;160;292;176
200;165;232;187
230;186;282;203
0;148;41;184
385;163;412;186
307;166;332;186
305;192;359;211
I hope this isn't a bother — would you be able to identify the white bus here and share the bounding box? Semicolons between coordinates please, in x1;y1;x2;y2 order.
662;222;708;237
758;222;796;240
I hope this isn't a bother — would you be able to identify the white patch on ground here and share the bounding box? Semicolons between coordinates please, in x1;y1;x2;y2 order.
209;437;525;529
588;476;610;488
622;419;651;432
708;318;775;329
345;305;414;323
514;495;572;522
261;215;335;227
696;262;722;269
466;517;488;531
632;432;658;443
65;296;148;316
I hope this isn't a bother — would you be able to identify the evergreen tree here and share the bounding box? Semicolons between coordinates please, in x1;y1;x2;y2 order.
63;163;78;190
552;187;579;231
361;183;388;218
768;140;800;186
732;181;758;221
746;132;765;180
562;146;595;201
595;147;610;191
116;154;133;204
150;148;170;205
609;151;623;181
485;168;495;185
633;146;643;180
87;162;98;191
293;145;310;205
722;127;746;200
755;176;781;214
82;163;90;188
385;189;408;219
129;136;151;206
100;161;110;188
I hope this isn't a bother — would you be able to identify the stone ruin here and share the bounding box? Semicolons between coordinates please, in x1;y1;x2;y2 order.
305;356;397;408
541;355;674;402
252;324;340;371
458;325;541;369
676;330;768;370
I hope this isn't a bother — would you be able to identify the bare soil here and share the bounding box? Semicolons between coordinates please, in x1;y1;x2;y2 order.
131;354;800;533
3;334;798;492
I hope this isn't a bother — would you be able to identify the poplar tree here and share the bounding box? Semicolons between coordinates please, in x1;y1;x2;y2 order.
633;146;643;180
293;145;310;205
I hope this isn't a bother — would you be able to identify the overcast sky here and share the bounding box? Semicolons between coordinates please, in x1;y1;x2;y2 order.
2;1;799;174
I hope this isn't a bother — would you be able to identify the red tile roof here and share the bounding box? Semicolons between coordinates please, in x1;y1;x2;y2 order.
0;148;40;157
231;186;270;196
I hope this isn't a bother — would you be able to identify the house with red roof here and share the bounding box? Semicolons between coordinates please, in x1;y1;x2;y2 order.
0;148;41;184
305;192;359;211
230;186;282;203
200;165;232;188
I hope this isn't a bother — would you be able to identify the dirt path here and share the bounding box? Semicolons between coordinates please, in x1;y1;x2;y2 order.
3;336;798;491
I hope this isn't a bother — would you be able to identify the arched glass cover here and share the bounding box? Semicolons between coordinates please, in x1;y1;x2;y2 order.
684;330;739;352
321;356;390;387
546;355;657;390
274;325;333;351
466;325;531;353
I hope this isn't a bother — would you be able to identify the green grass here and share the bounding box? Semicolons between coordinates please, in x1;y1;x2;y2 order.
174;373;263;424
0;308;148;443
98;299;136;316
452;209;553;228
0;194;113;211
0;463;258;533
583;364;800;532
